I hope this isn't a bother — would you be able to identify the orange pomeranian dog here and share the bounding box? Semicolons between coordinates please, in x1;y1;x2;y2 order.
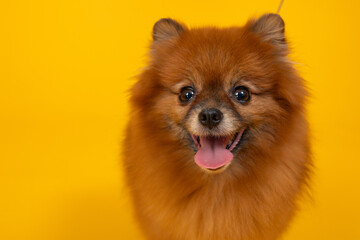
123;13;311;240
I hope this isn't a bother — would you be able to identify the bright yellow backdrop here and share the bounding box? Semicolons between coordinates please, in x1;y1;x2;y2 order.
1;0;359;239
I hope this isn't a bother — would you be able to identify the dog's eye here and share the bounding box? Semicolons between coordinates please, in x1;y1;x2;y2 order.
233;86;251;103
179;87;195;103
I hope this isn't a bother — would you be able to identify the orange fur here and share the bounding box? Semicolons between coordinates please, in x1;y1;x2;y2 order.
123;14;311;240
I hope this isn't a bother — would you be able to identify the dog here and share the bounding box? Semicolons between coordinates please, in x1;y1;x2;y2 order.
123;13;311;240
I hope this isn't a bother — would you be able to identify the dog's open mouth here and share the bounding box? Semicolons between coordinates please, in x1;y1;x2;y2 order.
191;128;245;170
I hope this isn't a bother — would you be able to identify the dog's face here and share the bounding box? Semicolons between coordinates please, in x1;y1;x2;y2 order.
133;14;305;173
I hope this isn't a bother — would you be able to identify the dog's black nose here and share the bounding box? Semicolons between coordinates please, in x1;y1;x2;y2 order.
198;108;223;129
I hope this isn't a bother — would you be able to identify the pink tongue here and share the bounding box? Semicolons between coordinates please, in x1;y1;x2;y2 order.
194;136;233;169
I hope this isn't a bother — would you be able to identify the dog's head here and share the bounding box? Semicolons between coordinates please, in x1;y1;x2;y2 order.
131;14;306;174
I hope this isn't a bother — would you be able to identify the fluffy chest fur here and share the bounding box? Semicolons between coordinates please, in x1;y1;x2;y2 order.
124;112;308;240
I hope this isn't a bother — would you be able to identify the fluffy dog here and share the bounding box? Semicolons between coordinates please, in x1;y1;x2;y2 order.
123;13;311;240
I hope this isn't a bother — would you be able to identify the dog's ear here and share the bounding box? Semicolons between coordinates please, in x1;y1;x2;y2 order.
152;18;185;42
249;13;286;50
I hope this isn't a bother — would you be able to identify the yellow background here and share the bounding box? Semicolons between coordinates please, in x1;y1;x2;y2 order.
1;0;359;239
